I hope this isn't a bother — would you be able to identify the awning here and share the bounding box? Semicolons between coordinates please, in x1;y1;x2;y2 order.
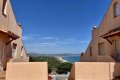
101;27;120;39
0;29;19;40
7;31;19;39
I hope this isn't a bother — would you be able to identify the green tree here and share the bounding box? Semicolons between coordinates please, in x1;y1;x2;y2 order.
57;62;72;74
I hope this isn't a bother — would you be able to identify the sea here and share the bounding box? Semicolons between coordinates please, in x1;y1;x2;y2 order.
63;56;80;63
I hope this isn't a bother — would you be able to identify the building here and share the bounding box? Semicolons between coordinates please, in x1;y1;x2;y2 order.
69;0;120;80
0;0;29;71
0;0;48;80
80;0;120;62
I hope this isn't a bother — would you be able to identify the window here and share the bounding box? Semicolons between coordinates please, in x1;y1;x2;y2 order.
21;46;23;57
113;1;119;18
90;47;92;56
12;43;17;58
21;46;23;51
98;43;105;56
2;0;7;16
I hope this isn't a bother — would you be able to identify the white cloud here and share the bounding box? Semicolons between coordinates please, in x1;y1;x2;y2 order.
25;42;58;48
22;34;39;41
25;39;89;48
39;37;58;40
23;34;59;41
22;34;90;53
22;35;32;41
79;40;89;43
55;39;89;45
39;43;58;46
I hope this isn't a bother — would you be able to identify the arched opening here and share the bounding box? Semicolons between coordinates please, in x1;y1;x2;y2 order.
113;2;119;18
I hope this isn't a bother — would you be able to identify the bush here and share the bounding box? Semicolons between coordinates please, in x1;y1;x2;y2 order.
57;62;72;74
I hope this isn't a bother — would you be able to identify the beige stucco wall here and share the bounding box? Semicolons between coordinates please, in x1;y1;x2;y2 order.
0;0;8;31
81;0;120;62
0;0;29;70
0;0;22;35
69;64;75;80
6;62;48;80
69;62;120;80
0;71;5;80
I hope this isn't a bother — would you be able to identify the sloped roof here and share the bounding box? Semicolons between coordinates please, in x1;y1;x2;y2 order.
101;27;120;38
0;29;19;39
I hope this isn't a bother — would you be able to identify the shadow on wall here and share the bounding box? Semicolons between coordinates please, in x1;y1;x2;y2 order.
3;43;12;71
112;63;120;80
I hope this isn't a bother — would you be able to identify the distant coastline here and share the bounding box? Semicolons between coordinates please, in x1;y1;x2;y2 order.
55;56;80;63
29;53;80;57
63;56;80;63
56;56;68;63
29;53;80;63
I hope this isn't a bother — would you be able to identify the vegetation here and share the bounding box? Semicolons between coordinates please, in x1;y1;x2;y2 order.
30;56;72;74
57;62;72;74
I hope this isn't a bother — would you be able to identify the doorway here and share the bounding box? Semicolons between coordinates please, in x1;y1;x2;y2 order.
115;40;120;61
0;40;4;71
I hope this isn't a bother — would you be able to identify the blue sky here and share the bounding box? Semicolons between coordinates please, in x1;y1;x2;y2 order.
11;0;111;54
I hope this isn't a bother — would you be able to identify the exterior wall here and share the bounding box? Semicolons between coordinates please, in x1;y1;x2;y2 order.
0;0;29;70
0;71;5;80
69;62;120;80
6;62;48;80
69;64;75;80
80;0;120;62
0;0;7;31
